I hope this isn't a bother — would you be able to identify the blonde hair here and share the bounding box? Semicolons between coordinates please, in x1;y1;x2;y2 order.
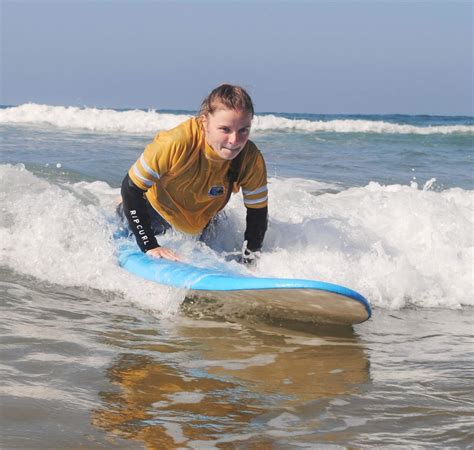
199;84;254;117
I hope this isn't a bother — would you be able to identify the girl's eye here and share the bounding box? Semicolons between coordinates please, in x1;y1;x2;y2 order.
219;127;250;134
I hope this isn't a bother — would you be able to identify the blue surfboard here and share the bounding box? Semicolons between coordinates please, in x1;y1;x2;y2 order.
116;240;371;325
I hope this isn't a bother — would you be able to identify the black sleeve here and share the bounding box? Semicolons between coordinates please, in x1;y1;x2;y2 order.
121;174;159;253
244;206;268;252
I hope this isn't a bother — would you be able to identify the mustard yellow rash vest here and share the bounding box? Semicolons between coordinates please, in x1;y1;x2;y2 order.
128;117;268;235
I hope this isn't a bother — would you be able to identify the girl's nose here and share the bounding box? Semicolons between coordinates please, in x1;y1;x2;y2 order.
228;132;237;144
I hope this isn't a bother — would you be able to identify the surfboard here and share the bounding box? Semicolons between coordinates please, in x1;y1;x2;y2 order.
116;241;372;326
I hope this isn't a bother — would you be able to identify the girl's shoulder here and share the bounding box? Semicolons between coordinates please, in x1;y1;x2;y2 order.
242;139;265;162
158;117;202;144
151;117;203;161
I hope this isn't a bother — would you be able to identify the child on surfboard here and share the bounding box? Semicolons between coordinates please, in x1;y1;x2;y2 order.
118;84;268;264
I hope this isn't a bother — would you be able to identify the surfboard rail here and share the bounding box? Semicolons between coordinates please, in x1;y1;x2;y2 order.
117;243;372;325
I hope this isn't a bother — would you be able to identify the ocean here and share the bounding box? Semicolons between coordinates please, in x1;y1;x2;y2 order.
1;103;473;448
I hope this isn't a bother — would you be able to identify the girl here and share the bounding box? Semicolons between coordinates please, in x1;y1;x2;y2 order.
120;84;268;263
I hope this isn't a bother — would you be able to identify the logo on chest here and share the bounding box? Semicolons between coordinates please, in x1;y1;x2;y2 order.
208;185;225;197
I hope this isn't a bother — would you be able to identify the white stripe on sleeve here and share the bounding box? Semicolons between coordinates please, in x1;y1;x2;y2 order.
133;165;154;187
242;185;267;196
244;195;268;205
140;155;160;180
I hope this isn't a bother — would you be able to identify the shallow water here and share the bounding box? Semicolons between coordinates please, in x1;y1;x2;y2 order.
1;268;473;448
1;106;473;447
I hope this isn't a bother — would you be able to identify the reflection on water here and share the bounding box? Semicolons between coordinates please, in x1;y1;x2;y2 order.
92;317;369;448
3;269;471;448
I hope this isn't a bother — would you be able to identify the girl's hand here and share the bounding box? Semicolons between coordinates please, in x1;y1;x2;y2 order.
146;247;181;262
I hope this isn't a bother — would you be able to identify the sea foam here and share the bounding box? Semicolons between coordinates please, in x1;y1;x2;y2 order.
0;164;472;312
1;103;472;135
257;178;473;309
0;164;184;316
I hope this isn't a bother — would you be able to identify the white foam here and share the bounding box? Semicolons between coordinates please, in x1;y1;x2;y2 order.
1;103;471;135
256;178;474;309
0;103;189;134
1;164;472;312
0;164;184;316
253;114;473;135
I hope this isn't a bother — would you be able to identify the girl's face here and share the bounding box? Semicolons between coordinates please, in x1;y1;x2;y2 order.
202;107;253;160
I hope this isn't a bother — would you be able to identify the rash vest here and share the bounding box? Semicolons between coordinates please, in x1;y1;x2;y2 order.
128;117;268;235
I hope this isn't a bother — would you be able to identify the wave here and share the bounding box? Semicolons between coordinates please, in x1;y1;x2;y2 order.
0;103;189;134
1;164;472;311
1;103;472;135
253;115;473;135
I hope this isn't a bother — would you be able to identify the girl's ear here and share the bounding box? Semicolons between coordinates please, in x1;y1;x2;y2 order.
201;114;208;132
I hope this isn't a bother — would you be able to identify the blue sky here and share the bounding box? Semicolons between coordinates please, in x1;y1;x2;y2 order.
2;0;472;115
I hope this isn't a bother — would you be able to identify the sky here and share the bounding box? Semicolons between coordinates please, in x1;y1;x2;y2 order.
1;0;473;115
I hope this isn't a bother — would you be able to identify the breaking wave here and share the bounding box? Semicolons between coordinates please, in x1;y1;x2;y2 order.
1;103;472;135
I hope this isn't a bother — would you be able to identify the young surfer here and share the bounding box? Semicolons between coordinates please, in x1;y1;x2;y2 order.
119;84;268;263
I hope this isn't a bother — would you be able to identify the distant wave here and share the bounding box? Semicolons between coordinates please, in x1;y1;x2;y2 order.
0;103;189;133
252;115;473;135
1;103;472;135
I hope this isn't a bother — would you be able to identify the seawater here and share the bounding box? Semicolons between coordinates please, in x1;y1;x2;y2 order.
0;104;473;448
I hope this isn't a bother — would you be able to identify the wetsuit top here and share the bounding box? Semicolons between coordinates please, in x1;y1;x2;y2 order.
123;117;268;252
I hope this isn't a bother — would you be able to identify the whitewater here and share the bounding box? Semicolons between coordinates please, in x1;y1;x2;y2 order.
1;104;473;448
1;103;473;134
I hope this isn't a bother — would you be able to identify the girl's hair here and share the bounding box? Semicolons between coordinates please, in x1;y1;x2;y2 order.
199;84;254;117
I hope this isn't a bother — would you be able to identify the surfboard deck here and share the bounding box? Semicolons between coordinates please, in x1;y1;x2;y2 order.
116;241;372;326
